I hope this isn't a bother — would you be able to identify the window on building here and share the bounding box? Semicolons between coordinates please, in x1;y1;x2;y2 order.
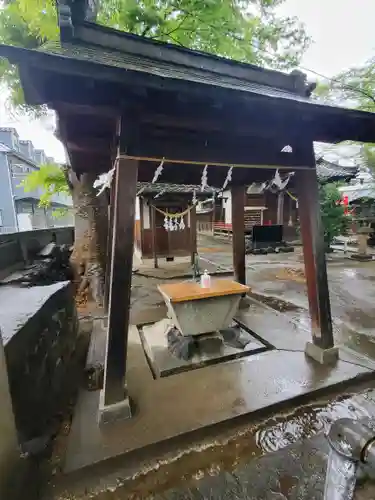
11;163;31;175
0;210;3;226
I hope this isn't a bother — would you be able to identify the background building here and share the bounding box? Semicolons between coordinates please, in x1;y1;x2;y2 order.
0;127;73;234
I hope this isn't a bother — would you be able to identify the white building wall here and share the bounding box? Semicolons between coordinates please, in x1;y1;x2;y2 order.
142;199;151;229
222;190;232;224
135;197;140;221
17;213;33;232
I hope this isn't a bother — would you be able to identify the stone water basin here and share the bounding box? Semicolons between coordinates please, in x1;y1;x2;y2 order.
158;279;249;336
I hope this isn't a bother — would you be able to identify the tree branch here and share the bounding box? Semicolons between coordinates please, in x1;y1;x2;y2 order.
168;34;185;46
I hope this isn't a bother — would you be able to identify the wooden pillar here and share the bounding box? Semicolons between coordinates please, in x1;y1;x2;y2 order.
190;204;197;265
211;200;216;235
276;191;285;226
296;168;334;350
101;158;138;419
151;204;158;269
139;196;144;254
104;181;116;312
231;186;246;285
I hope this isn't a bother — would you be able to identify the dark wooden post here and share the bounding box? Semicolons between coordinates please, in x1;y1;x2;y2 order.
190;204;197;265
151;204;158;269
276;191;284;226
231;186;246;285
296;168;334;351
139;196;144;252
100;157;138;423
211;199;216;235
104;181;115;312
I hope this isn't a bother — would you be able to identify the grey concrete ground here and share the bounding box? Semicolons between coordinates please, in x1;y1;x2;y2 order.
64;324;374;474
197;234;375;360
52;385;375;499
48;235;375;499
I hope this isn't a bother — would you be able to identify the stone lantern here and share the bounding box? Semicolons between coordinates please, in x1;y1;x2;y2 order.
351;226;373;261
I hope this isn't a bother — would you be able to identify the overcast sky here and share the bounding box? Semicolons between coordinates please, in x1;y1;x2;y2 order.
0;0;374;163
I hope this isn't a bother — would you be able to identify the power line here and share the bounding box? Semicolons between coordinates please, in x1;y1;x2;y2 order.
152;9;375;105
252;44;375;105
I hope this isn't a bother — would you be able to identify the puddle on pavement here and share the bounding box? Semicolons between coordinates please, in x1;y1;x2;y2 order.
95;391;375;499
341;268;359;279
345;308;375;330
249;289;375;360
255;396;373;454
339;329;375;359
92;257;375;499
249;291;301;313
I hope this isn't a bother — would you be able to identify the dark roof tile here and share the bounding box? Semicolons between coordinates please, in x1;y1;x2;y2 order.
39;41;313;105
316;159;358;182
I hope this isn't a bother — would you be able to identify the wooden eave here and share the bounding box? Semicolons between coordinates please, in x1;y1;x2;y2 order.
1;27;375;183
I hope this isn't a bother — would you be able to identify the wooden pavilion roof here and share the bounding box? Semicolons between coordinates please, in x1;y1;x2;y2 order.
1;5;375;187
316;159;359;183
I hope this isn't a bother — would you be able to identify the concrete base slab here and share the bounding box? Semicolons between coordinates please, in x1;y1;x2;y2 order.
98;390;132;426
63;324;375;476
140;319;266;377
235;296;309;351
305;342;339;365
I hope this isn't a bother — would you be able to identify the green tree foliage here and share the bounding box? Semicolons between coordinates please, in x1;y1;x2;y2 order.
315;57;375;175
0;0;310;111
316;57;375;112
0;0;310;208
319;182;351;248
21;162;70;207
0;0;310;218
0;0;58;114
98;0;310;68
362;143;375;172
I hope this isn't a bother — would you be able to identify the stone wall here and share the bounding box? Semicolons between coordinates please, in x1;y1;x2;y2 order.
0;332;19;498
4;282;78;440
0;226;74;277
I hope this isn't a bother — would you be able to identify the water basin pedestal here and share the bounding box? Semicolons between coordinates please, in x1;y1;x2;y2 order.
158;280;250;337
153;280;250;362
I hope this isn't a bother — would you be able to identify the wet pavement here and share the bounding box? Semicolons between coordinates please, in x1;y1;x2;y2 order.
196;235;375;362
48;235;375;499
52;386;375;499
131;235;375;361
64;324;374;474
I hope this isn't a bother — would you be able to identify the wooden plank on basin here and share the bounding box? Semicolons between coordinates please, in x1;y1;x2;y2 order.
158;279;249;303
